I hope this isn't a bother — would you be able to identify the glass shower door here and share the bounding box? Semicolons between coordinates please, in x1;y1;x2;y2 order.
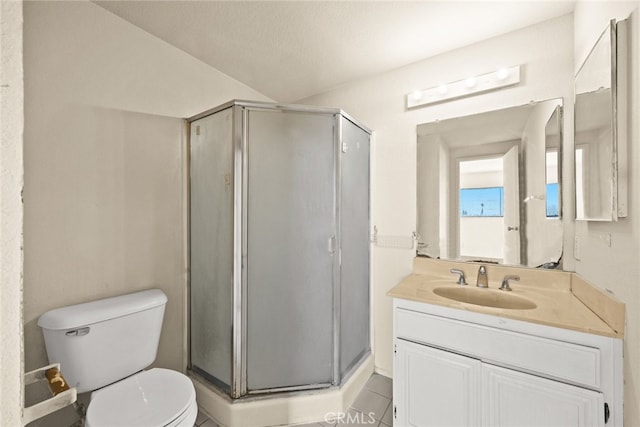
190;108;234;390
246;109;336;391
339;117;370;379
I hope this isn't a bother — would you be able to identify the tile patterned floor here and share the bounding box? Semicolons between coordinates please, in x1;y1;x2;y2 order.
196;373;392;427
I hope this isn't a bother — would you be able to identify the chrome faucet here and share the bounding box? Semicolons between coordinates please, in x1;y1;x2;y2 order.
450;269;468;285
499;275;520;291
476;265;488;288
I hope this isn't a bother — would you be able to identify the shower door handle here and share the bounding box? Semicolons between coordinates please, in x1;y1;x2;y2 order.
328;236;336;254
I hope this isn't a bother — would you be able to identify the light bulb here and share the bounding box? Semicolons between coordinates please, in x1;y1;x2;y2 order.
497;68;509;80
438;84;448;95
412;90;423;100
465;77;476;88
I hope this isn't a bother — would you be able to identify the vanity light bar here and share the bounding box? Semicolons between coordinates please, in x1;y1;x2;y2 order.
407;65;521;109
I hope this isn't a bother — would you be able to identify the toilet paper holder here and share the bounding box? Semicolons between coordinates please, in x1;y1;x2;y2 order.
22;363;77;426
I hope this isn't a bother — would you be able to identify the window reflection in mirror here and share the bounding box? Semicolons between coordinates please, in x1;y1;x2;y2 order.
416;98;563;268
545;106;562;219
546;152;560;217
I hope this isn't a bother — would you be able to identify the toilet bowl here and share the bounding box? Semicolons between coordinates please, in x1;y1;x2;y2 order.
38;289;198;427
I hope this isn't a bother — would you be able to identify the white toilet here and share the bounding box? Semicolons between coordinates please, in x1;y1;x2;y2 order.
38;289;198;427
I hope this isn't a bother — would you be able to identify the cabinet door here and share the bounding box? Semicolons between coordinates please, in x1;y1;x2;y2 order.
395;339;481;426
483;364;605;427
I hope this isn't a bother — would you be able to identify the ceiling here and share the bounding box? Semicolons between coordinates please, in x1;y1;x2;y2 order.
94;0;575;103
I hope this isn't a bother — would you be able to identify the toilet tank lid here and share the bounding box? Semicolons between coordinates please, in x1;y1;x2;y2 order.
38;289;167;330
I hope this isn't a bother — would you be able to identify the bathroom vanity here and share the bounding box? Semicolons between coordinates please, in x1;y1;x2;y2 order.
389;258;624;426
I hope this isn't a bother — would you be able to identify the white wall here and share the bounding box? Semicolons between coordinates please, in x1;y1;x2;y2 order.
416;135;442;257
298;14;574;376
459;170;503;188
459;217;504;260
23;0;271;407
0;1;24;424
573;2;640;425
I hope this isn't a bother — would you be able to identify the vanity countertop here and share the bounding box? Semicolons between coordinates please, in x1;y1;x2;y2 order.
388;258;625;339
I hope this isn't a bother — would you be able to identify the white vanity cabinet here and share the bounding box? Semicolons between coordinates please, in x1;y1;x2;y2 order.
392;299;623;427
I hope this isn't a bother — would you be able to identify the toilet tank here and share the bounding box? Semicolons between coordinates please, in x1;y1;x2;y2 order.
37;289;168;393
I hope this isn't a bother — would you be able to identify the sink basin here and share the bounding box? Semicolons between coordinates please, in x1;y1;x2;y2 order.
433;286;537;310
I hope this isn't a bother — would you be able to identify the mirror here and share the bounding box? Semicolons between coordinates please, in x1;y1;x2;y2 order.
545;106;562;219
416;98;563;268
575;19;628;221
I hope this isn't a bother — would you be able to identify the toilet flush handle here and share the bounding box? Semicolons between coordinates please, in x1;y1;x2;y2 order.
65;327;90;337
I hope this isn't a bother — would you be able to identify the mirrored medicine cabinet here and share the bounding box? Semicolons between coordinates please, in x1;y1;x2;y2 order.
575;18;628;221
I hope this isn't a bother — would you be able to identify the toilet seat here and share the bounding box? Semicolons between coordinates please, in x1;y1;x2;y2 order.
86;368;197;427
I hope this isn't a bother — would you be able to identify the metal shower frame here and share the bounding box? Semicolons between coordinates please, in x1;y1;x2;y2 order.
186;100;372;398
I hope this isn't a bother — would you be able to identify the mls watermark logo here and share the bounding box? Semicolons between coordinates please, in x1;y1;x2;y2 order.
325;411;377;424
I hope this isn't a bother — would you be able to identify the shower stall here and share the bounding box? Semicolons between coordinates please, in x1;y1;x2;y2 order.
188;100;371;398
